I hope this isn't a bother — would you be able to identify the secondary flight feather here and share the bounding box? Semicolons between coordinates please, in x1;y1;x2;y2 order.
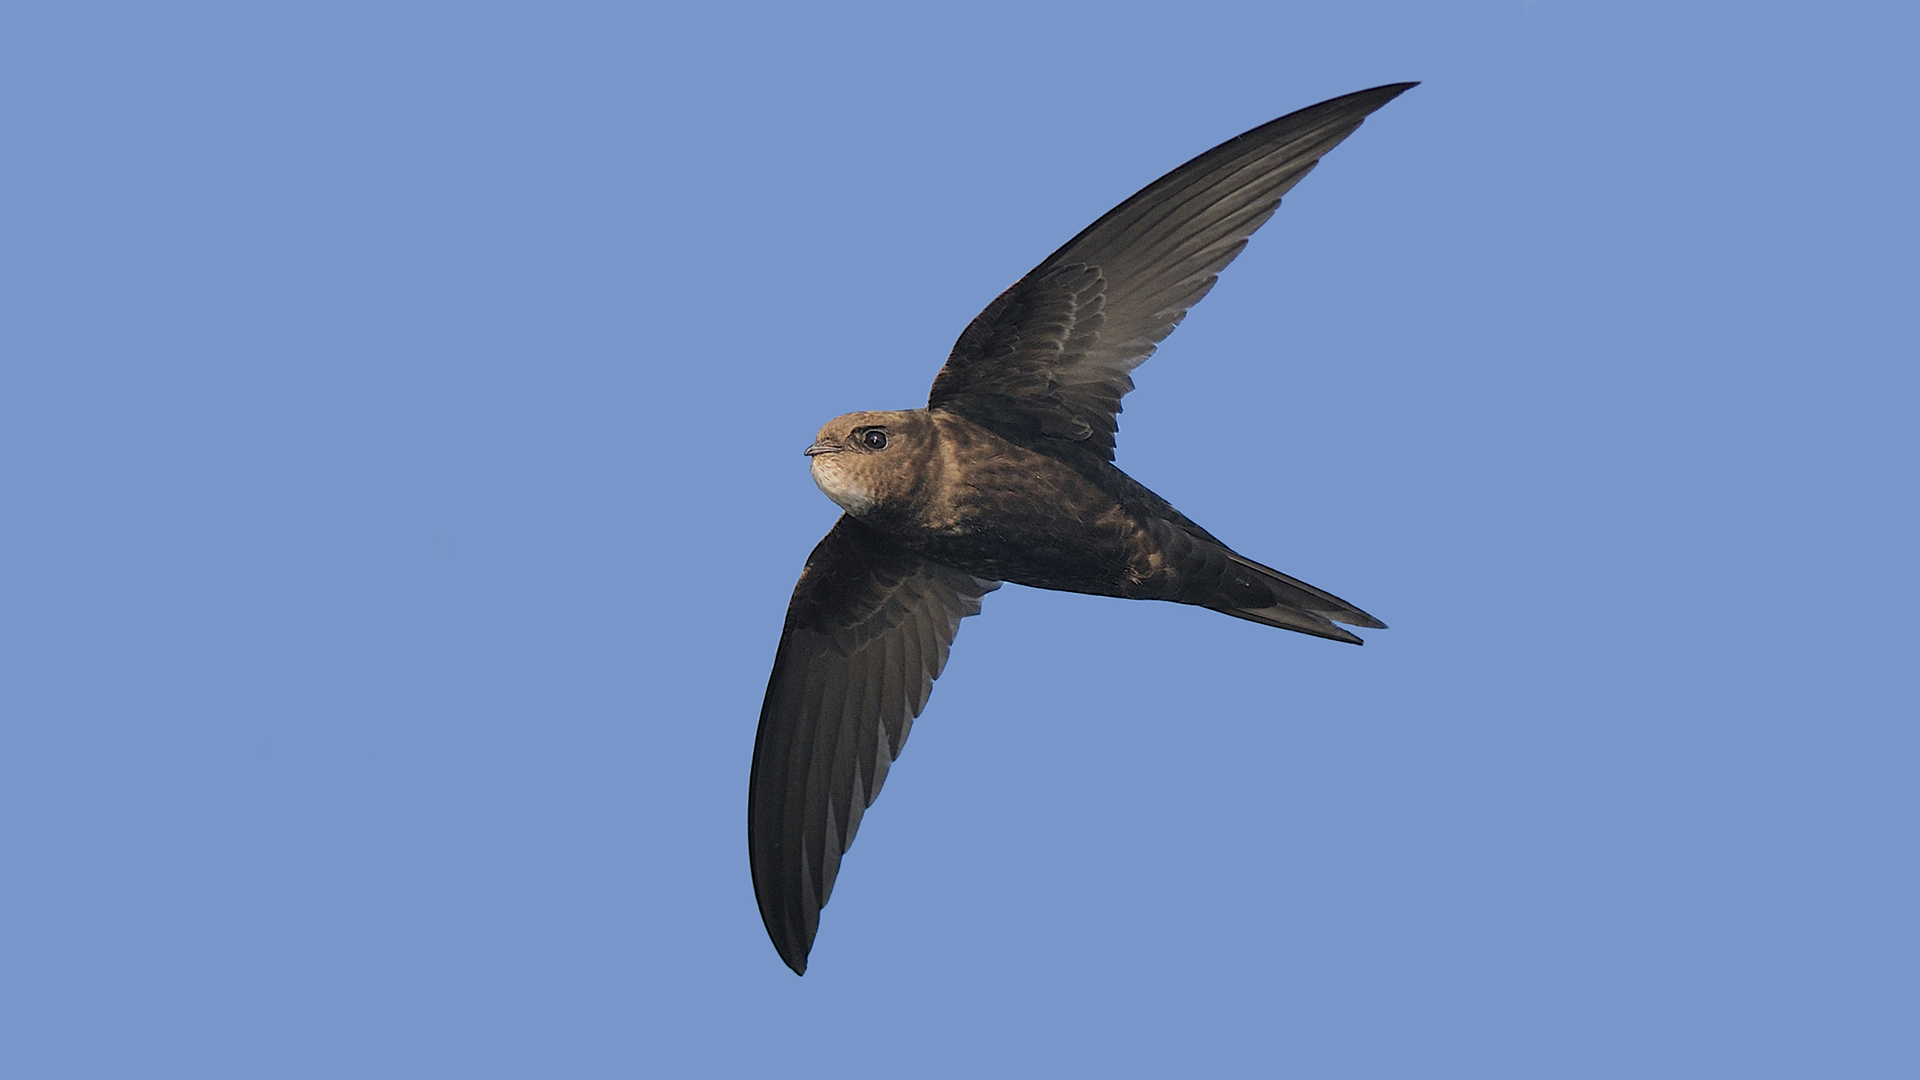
750;83;1415;974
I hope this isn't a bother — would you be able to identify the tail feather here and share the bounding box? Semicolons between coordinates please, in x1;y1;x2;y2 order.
1210;551;1385;645
1134;511;1385;645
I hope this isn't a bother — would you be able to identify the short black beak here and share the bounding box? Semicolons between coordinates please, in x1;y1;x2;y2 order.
804;441;840;457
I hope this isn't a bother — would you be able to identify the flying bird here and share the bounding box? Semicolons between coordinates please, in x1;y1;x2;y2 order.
750;82;1414;974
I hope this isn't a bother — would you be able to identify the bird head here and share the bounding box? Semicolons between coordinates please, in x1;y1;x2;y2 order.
805;409;931;519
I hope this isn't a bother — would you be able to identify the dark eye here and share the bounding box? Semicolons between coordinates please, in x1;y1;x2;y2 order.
861;429;889;450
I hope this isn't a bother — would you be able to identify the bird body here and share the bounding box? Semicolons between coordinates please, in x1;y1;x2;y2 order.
809;407;1164;593
751;83;1417;973
806;407;1382;638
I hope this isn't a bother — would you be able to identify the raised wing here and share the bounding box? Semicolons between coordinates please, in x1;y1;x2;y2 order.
748;515;998;974
927;83;1416;460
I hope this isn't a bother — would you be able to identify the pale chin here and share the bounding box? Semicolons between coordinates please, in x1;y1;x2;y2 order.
810;459;875;516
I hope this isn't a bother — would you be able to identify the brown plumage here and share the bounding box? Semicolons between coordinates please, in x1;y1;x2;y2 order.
751;83;1414;974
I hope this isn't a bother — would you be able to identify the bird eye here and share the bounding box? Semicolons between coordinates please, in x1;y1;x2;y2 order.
861;429;889;450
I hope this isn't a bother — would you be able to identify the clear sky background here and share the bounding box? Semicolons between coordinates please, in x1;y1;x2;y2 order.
4;2;1915;1077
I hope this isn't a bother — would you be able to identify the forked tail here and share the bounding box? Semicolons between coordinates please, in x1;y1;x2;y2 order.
1205;550;1386;645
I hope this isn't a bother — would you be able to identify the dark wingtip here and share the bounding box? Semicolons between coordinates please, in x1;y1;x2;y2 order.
1343;81;1420;109
770;923;812;975
755;884;814;974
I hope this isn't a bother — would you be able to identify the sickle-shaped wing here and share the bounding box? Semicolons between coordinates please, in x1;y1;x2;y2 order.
927;83;1416;460
749;515;998;974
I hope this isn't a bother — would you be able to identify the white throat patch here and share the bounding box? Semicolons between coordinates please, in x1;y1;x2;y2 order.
810;458;875;516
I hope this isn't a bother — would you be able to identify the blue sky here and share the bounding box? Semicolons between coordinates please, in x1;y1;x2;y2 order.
3;2;1915;1076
